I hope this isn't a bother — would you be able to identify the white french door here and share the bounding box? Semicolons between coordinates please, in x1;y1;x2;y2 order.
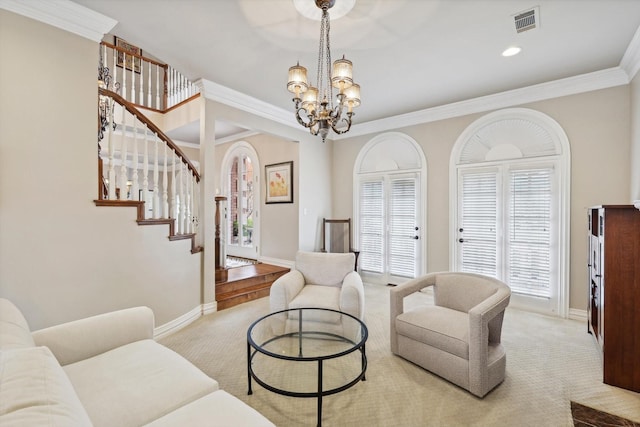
226;151;258;260
456;162;559;313
358;173;421;284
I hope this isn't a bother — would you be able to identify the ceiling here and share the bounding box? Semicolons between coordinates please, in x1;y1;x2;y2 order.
72;0;640;144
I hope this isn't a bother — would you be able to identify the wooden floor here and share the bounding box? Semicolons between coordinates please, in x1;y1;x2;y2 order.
215;263;290;310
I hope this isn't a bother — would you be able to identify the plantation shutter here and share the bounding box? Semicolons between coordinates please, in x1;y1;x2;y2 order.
389;177;417;278
359;180;384;273
459;171;498;277
507;168;553;298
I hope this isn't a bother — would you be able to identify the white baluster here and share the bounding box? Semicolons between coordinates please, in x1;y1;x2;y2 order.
193;177;200;233
186;171;193;233
139;60;144;106
162;144;168;218
156;65;160;109
107;97;116;200
153;135;160;218
170;155;177;219
131;116;139;200
131;53;136;104
121;53;127;103
147;63;152;108
119;105;127;200
112;46;117;93
179;161;185;234
142;126;149;218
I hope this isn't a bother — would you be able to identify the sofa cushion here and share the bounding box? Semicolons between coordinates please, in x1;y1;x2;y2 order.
395;305;469;359
0;298;35;350
0;346;93;426
143;390;275;427
63;339;218;427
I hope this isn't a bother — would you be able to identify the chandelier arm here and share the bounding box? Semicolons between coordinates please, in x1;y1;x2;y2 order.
294;107;319;129
329;113;353;135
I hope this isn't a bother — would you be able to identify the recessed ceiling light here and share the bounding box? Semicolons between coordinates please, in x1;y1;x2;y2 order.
502;46;522;57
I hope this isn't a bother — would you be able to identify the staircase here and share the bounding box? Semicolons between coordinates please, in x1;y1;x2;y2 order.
95;40;202;254
97;38;288;309
215;263;290;310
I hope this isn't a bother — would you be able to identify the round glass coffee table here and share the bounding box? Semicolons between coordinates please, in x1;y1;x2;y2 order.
247;308;368;427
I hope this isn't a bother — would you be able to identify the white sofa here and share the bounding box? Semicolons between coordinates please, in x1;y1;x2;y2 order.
0;298;274;427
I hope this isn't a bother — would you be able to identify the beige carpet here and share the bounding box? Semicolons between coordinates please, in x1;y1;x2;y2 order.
160;284;640;426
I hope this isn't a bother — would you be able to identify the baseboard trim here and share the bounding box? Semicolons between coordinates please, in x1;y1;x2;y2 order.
258;256;295;269
202;301;217;316
568;308;587;322
154;305;202;340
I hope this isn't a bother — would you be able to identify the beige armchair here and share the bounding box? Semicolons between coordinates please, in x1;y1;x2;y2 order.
390;272;511;398
269;251;365;333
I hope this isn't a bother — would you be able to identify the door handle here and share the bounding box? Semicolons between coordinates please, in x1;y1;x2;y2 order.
412;236;419;240
459;238;464;243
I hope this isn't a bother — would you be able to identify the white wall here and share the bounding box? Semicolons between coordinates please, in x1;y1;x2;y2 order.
0;10;202;329
631;73;640;203
333;87;631;312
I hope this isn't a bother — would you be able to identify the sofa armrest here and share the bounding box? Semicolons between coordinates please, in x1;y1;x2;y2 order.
389;273;438;353
269;270;305;313
467;287;511;395
32;306;154;366
340;271;365;320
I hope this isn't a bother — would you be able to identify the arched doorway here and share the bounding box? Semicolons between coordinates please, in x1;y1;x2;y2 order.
221;141;260;260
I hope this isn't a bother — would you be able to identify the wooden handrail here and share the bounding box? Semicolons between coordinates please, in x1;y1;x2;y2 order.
99;87;200;182
101;41;167;69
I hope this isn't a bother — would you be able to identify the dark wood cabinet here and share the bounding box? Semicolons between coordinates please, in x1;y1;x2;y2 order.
587;205;640;392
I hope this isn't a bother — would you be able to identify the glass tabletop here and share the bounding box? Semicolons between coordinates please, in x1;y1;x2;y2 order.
247;308;367;360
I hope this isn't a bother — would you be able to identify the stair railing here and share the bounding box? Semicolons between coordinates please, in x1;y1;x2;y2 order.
97;87;201;239
100;41;199;112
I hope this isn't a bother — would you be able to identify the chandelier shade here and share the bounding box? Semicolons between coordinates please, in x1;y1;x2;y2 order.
287;62;309;98
287;0;360;142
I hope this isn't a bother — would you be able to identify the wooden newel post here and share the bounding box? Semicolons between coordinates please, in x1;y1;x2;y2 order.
215;196;228;282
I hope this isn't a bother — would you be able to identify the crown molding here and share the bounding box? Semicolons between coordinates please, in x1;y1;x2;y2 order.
336;67;630;140
621;25;640;81
0;0;117;42
194;79;296;129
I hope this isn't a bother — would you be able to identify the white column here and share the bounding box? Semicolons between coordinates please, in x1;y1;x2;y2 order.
142;126;149;218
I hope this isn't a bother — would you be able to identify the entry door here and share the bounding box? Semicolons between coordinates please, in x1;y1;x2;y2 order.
359;173;421;284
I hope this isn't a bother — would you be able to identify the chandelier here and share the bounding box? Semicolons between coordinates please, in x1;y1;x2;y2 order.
287;0;361;142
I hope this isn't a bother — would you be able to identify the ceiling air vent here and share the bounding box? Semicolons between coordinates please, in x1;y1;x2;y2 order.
514;7;539;33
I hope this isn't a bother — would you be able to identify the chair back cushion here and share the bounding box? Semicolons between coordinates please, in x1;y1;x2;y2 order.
295;251;355;287
434;273;500;313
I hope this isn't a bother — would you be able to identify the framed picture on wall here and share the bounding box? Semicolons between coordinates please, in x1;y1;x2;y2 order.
115;36;142;74
265;161;293;204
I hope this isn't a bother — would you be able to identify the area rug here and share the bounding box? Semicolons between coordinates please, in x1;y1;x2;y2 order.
571;401;640;427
